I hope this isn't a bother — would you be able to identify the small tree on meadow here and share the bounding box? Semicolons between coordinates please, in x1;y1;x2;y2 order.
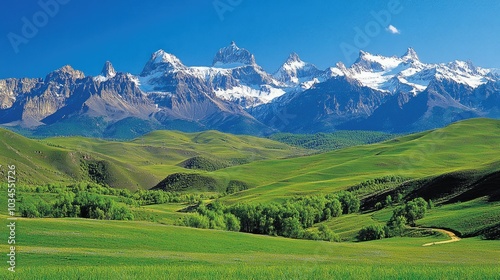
357;224;385;241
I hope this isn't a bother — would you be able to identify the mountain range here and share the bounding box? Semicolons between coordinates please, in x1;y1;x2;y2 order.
1;42;499;137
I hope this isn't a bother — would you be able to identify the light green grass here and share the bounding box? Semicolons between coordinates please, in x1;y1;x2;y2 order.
0;128;308;190
418;198;500;236
218;118;500;204
2;118;498;198
0;216;498;279
315;213;385;241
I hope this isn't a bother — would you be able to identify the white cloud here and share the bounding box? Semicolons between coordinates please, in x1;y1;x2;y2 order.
386;25;401;35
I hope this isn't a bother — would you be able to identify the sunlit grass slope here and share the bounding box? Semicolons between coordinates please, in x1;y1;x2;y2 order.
216;118;500;204
0;128;307;189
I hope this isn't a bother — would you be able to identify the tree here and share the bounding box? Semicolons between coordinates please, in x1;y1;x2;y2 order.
179;214;209;229
387;215;407;237
20;203;40;218
37;200;53;217
428;199;434;209
325;197;342;217
110;205;134;220
385;195;393;206
395;193;403;204
224;213;241;232
303;230;321;241
282;217;303;238
404;197;427;225
388;197;428;227
357;224;385;241
337;192;360;214
318;224;340;242
323;208;332;220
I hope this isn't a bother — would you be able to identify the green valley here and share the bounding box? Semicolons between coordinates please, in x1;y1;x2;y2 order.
0;118;499;279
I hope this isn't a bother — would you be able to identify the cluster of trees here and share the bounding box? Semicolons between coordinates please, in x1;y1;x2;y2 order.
179;156;230;172
228;192;359;239
17;182;219;221
178;192;359;241
303;224;340;242
374;193;405;210
269;131;394;151
17;182;214;206
357;197;430;241
387;197;428;227
20;191;134;220
348;176;408;197
175;201;240;232
126;190;208;206
16;182;223;223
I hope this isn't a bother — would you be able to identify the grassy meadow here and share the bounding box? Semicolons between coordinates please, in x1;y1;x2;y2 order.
0;216;499;279
0;118;499;279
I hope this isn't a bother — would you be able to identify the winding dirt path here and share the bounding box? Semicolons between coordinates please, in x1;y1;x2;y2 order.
421;228;461;247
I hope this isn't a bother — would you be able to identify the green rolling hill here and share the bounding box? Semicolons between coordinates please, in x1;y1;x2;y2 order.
214;118;500;204
0;128;309;190
1;118;498;198
1;118;499;279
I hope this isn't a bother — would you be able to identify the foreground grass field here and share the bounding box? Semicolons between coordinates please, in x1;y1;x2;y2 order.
0;216;498;279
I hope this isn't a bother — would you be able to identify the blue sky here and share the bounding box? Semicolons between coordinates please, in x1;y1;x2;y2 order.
1;0;499;79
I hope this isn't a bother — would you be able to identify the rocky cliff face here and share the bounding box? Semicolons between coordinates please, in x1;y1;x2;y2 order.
0;64;157;129
0;78;41;109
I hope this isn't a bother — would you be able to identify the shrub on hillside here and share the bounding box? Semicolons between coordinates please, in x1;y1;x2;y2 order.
176;214;210;229
482;226;500;240
318;224;340;242
357;224;385;241
389;197;427;226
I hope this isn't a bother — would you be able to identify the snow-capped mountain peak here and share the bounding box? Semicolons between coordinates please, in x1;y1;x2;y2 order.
402;47;419;62
283;52;306;69
101;61;116;78
433;60;491;88
152;49;182;65
140;49;185;76
212;41;256;68
274;52;321;85
342;48;494;94
93;61;117;82
446;60;486;76
352;50;401;72
286;52;301;62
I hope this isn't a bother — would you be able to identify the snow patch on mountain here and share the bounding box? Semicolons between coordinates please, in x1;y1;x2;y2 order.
214;85;286;107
